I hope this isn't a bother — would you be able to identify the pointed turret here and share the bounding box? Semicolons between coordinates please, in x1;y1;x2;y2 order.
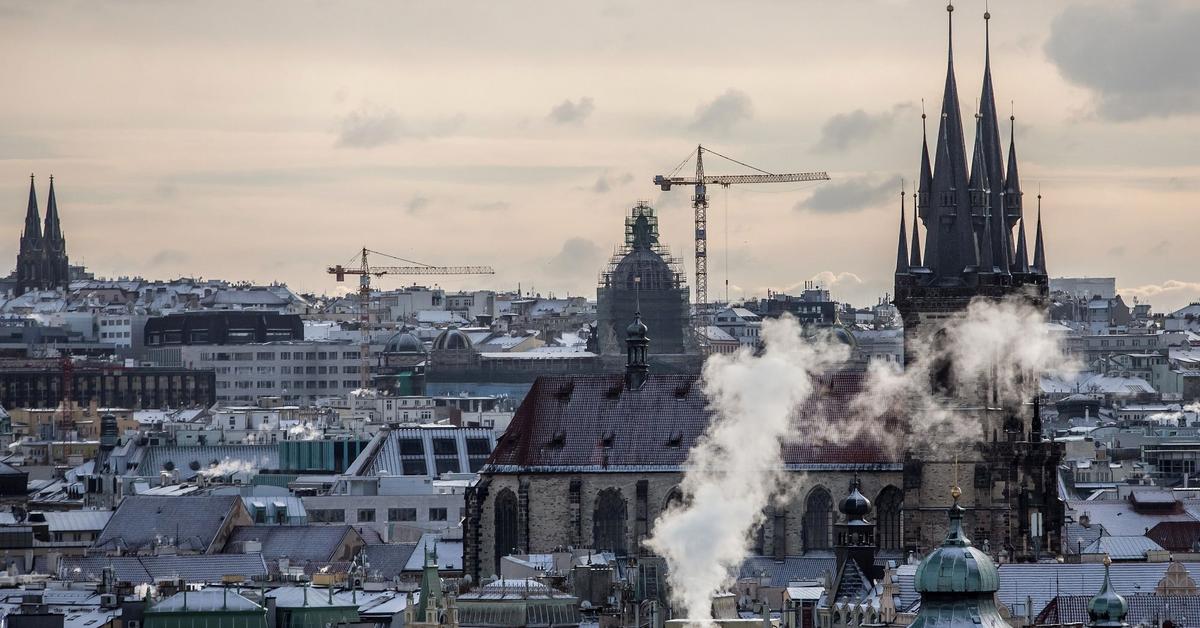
926;2;974;280
978;6;1011;275
22;175;41;243
917;112;934;220
1013;218;1029;273
1032;194;1047;275
910;190;922;268
896;188;910;274
625;308;649;390
44;175;63;245
967;113;994;273
1004;115;1026;267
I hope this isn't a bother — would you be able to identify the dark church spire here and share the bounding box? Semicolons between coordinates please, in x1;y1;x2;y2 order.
910;188;922;267
44;175;64;245
895;185;909;274
1032;194;1047;275
1004;114;1026;268
927;1;974;280
917;109;933;221
625;310;649;390
968;113;994;273
978;3;1010;275
22;174;41;242
1013;217;1029;273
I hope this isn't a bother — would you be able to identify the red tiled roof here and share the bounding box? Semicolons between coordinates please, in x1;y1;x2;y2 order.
485;371;901;472
1147;520;1200;552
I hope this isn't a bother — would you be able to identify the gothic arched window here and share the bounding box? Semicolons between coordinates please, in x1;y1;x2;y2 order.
593;488;628;555
876;486;904;550
803;487;833;551
493;488;519;572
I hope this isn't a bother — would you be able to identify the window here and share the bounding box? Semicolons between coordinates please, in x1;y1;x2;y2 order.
429;508;448;521
875;486;903;550
593;488;627;555
357;509;376;522
309;509;345;523
803;487;833;550
388;508;417;522
494;488;518;570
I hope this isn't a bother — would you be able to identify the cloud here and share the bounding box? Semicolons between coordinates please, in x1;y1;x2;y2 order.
591;171;634;194
1121;280;1200;304
814;103;914;152
688;89;753;134
404;195;430;214
795;174;901;213
1046;1;1200;120
545;238;606;279
803;271;863;292
548;97;595;125
335;104;464;148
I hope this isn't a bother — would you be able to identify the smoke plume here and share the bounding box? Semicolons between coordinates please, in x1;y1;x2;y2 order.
199;457;256;478
647;297;1074;621
644;315;848;623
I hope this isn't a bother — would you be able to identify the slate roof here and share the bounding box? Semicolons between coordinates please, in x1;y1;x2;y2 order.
225;525;357;564
93;495;242;553
997;562;1200;618
738;554;838;588
365;543;418;580
486;373;900;472
59;553;269;584
1038;594;1200;627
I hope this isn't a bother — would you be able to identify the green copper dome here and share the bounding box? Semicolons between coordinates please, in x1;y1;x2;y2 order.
909;487;1009;628
1087;556;1128;628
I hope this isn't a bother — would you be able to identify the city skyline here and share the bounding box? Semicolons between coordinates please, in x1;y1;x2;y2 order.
2;1;1199;309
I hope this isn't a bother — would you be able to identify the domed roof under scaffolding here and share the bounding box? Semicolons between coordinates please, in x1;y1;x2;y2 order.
596;202;693;358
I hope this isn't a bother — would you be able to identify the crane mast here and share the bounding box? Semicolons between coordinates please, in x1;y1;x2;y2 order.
328;248;495;391
654;145;830;320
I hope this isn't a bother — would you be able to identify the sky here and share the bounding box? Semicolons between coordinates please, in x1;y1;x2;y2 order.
2;0;1199;311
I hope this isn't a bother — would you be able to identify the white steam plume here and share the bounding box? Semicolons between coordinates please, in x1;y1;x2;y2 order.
287;422;322;441
1146;403;1200;425
199;457;255;478
647;297;1075;621
644;315;848;624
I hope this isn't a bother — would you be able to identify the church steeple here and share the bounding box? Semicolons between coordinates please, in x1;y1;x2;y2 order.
625;292;649;390
968;113;994;274
1013;217;1029;273
927;1;974;280
910;189;922;268
1032;194;1047;275
1004;115;1026;267
895;186;909;275
44;175;64;246
22;174;41;243
978;4;1011;275
917;111;933;219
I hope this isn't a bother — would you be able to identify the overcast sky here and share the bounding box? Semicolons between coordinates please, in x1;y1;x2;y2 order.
2;0;1198;310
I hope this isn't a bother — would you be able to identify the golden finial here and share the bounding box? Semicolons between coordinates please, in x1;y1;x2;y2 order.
951;485;962;500
1103;553;1112;567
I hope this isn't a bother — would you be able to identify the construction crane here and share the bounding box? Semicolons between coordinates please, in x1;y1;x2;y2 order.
654;145;830;319
328;247;495;390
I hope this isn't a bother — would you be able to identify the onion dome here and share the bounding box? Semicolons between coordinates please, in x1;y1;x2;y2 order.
840;476;872;521
385;329;424;354
626;313;648;338
1087;555;1128;628
914;486;1000;595
432;326;473;351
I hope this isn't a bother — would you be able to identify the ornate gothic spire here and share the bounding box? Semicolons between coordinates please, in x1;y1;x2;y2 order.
22;174;41;243
918;109;934;220
1013;217;1029;273
928;1;974;280
44;175;64;246
1004;114;1026;267
968;113;994;273
896;185;910;274
1033;194;1047;275
978;4;1010;275
910;188;922;268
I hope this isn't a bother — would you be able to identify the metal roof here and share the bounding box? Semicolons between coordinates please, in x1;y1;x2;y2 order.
225;525;358;564
151;589;263;613
135;445;279;479
94;495;242;553
60;553;269;585
42;510;113;532
1082;535;1165;560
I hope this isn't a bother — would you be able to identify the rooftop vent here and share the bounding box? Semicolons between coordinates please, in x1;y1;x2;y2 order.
547;431;566;449
605;383;623;399
600;431;616;448
666;432;683;448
